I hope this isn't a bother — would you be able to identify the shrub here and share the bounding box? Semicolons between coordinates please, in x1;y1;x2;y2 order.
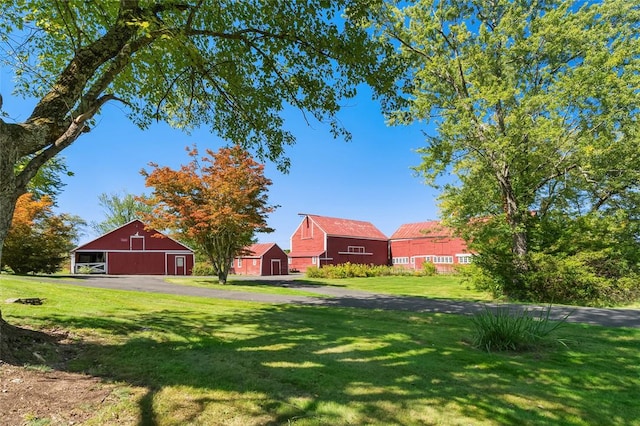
524;252;640;306
471;305;569;352
420;261;437;276
305;263;418;279
76;265;95;274
191;261;216;276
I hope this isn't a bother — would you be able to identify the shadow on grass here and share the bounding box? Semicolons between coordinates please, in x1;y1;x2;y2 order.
21;304;640;425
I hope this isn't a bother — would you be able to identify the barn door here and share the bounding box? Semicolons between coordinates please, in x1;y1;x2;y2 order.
271;259;281;275
175;256;186;275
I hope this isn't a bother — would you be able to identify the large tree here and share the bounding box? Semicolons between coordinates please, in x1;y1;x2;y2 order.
0;1;394;358
370;0;640;295
0;0;393;265
142;145;274;284
2;193;84;274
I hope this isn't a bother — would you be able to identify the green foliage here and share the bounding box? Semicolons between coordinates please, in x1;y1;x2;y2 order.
471;306;569;352
191;261;216;277
91;191;153;235
522;252;640;307
306;263;434;279
2;194;84;274
369;0;640;300
421;261;437;276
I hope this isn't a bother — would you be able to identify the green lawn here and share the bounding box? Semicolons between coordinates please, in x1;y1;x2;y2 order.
1;276;639;425
299;275;494;301
169;274;493;302
166;276;332;297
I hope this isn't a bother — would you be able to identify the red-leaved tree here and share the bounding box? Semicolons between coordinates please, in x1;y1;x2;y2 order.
141;145;275;284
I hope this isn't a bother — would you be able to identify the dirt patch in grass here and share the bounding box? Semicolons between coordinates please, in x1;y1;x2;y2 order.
0;314;139;425
0;364;118;425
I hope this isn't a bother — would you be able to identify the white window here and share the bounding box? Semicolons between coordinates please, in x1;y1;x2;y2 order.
433;256;453;264
238;258;242;267
456;254;472;264
253;259;257;266
392;257;409;265
347;246;365;253
312;256;318;265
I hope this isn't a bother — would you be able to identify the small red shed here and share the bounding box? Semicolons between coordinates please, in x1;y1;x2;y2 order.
288;214;389;272
70;220;194;275
389;221;471;273
232;242;289;276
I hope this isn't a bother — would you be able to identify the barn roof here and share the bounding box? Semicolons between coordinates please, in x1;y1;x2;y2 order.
72;219;193;252
390;221;454;240
304;214;387;240
240;242;278;258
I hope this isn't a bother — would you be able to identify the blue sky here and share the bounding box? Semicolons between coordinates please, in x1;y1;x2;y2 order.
3;77;442;250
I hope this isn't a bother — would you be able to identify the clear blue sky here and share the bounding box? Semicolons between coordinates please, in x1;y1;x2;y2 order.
3;76;442;250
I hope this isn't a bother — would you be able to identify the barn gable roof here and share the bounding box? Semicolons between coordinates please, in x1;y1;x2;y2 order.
239;242;278;258
390;221;454;240
72;219;193;252
303;214;387;240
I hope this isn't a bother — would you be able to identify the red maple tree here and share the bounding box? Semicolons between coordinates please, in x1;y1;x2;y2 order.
141;145;275;283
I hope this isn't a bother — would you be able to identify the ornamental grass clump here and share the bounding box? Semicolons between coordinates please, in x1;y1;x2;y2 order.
471;305;569;352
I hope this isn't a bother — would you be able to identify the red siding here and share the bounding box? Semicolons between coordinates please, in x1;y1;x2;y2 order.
72;220;194;275
233;243;289;276
289;214;388;272
390;221;471;273
325;236;389;267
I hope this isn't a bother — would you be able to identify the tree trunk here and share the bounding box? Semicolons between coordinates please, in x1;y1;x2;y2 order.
497;169;530;283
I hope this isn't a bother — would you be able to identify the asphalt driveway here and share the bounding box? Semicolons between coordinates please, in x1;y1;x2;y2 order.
32;274;640;328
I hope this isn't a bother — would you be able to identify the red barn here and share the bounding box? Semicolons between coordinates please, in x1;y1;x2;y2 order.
232;242;289;276
389;221;471;273
70;220;194;275
288;214;389;272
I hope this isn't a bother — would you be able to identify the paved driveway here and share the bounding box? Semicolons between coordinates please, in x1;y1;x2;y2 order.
36;274;640;328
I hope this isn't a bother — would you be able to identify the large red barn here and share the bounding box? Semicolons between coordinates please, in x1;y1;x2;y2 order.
70;220;194;275
389;221;471;273
288;214;389;272
232;242;289;276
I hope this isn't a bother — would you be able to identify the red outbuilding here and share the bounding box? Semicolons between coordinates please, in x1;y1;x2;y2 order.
389;221;472;273
70;219;194;275
288;214;389;272
232;242;289;276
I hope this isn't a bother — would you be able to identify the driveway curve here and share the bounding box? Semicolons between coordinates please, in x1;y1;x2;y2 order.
36;274;640;328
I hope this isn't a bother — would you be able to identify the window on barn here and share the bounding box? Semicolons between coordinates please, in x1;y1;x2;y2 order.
347;246;365;253
456;254;473;264
253;259;257;266
433;256;453;264
238;259;242;267
392;257;409;265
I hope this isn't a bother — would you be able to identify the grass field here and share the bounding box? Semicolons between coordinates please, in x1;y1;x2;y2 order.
170;274;494;302
1;275;639;425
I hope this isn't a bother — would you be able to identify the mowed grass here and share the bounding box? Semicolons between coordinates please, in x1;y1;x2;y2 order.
1;276;639;425
165;277;331;297
170;274;493;302
301;275;494;301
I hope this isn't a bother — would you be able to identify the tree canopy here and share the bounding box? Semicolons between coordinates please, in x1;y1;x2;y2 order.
142;145;275;284
0;0;394;263
369;0;640;300
91;191;153;235
2;193;84;274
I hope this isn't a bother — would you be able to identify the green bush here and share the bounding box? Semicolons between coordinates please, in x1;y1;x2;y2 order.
523;252;640;306
471;305;569;352
421;261;437;276
191;261;216;276
305;263;419;279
